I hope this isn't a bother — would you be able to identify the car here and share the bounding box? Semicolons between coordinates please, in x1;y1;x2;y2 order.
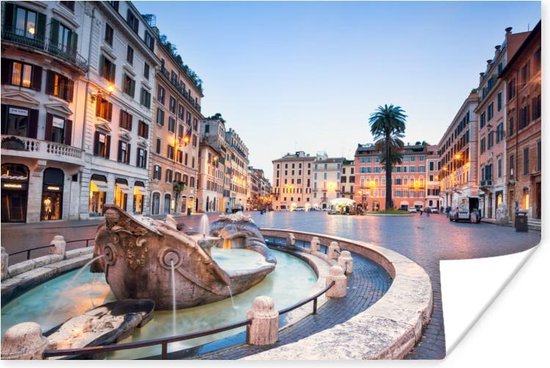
427;207;439;214
294;206;305;212
408;207;417;213
449;206;470;222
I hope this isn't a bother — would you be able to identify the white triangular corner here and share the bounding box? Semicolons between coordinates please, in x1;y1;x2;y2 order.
440;245;539;355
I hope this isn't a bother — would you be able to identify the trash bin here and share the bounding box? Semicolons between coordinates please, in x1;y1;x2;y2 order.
514;211;528;232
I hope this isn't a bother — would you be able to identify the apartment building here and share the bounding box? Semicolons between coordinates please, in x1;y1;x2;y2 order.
438;90;480;210
425;146;441;211
1;1;90;223
475;26;530;219
247;167;272;211
224;128;249;212
150;30;203;215
272;151;314;210
198;117;226;213
354;143;433;211
501;21;541;222
340;159;355;200
312;155;345;209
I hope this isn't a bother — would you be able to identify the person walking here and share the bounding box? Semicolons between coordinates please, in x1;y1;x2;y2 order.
425;207;430;217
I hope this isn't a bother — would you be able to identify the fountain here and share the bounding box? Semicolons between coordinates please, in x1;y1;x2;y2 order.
90;205;276;310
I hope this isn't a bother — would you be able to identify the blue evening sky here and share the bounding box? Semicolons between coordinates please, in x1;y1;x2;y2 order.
135;1;540;180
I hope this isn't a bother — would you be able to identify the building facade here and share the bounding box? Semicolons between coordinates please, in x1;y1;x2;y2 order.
354;143;433;211
312;155;345;209
149;31;203;216
198;117;226;213
501;21;541;222
224;128;249;212
340;159;355;200
247;167;272;211
272;151;314;210
476;27;530;219
438;90;480;211
1;1;90;223
425;145;441;211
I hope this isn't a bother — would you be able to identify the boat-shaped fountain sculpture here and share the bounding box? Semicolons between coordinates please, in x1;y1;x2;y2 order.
91;205;276;310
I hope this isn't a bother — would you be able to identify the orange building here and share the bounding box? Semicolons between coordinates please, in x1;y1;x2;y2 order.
354;143;433;211
501;21;541;224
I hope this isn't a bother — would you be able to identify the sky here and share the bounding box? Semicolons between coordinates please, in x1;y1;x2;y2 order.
135;1;540;181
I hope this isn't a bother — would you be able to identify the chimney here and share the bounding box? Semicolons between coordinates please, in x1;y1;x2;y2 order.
505;27;513;34
487;59;492;65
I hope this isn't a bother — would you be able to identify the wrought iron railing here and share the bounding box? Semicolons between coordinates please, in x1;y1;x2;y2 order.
1;27;88;73
159;66;202;112
8;238;95;262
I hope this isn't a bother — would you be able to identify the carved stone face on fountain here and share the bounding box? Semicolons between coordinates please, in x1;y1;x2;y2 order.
91;206;276;310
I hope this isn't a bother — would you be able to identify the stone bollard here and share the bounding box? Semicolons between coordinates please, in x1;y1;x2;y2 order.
326;265;347;298
246;296;279;346
1;322;49;360
49;235;66;259
337;250;354;274
310;236;320;253
287;233;296;247
1;247;8;280
327;241;341;262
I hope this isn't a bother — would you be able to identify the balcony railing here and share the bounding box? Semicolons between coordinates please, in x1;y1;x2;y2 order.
480;180;493;187
1;27;88;73
160;66;202;112
1;135;84;162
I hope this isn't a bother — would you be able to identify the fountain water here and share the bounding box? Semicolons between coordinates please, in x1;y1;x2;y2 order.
199;214;210;239
226;286;237;309
223;238;232;250
45;255;105;328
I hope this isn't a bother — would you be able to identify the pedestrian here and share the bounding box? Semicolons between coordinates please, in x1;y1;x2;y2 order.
419;208;423;216
425;207;430;217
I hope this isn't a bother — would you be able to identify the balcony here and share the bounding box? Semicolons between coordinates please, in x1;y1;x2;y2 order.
159;66;202;113
480;180;493;188
1;135;84;166
1;27;88;73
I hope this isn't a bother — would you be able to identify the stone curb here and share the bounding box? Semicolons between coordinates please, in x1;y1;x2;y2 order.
244;229;433;360
1;251;94;304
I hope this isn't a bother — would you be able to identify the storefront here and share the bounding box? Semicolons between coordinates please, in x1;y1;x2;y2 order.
89;174;108;216
114;178;129;211
41;168;64;221
133;181;146;214
1;164;29;223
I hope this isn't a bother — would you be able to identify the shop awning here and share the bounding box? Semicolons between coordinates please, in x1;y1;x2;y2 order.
133;185;147;196
91;180;109;192
116;183;130;194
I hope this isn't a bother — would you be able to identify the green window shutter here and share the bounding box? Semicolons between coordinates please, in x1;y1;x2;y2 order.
50;19;60;48
70;31;78;55
36;13;47;42
31;65;42;91
45;70;55;95
99;54;105;77
3;3;15;31
1;58;13;84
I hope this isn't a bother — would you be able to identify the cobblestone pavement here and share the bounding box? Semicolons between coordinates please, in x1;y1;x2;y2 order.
2;212;541;359
190;250;392;360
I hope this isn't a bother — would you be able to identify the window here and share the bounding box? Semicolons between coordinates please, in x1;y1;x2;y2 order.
46;71;73;102
168;117;176;133
153;165;161;180
119;110;133;131
509;117;514;136
537;141;541;171
480;138;486;154
123;74;135;97
155;138;161;154
429;162;434;171
508;79;516;101
169;96;176;113
45;113;72;145
167;145;174;160
497;156;502;178
11;5;46;41
531;95;541;121
108;1;119;11
487;132;494;149
95;97;112;121
521;63;530;86
140;88;151;109
49;19;76;55
2;59;42;91
157;85;165;105
534;48;541;72
178;105;184;120
509;155;515;178
143;62;150;80
523;147;529;175
94;132;111;158
117;140;131;164
519;105;530;130
126;9;139;33
104;23;114;46
138;120;149;139
165;169;173;183
126;45;134;65
156;108;164;126
177;124;184;138
496;123;504;143
99;55;116;82
144;30;155;51
1;105;37;138
60;1;75;11
480;112;486;129
487;103;494;121
497;92;502;111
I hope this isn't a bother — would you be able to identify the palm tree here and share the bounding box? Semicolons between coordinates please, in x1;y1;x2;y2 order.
369;105;407;209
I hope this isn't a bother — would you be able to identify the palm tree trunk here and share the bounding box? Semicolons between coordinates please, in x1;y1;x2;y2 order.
385;132;392;209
